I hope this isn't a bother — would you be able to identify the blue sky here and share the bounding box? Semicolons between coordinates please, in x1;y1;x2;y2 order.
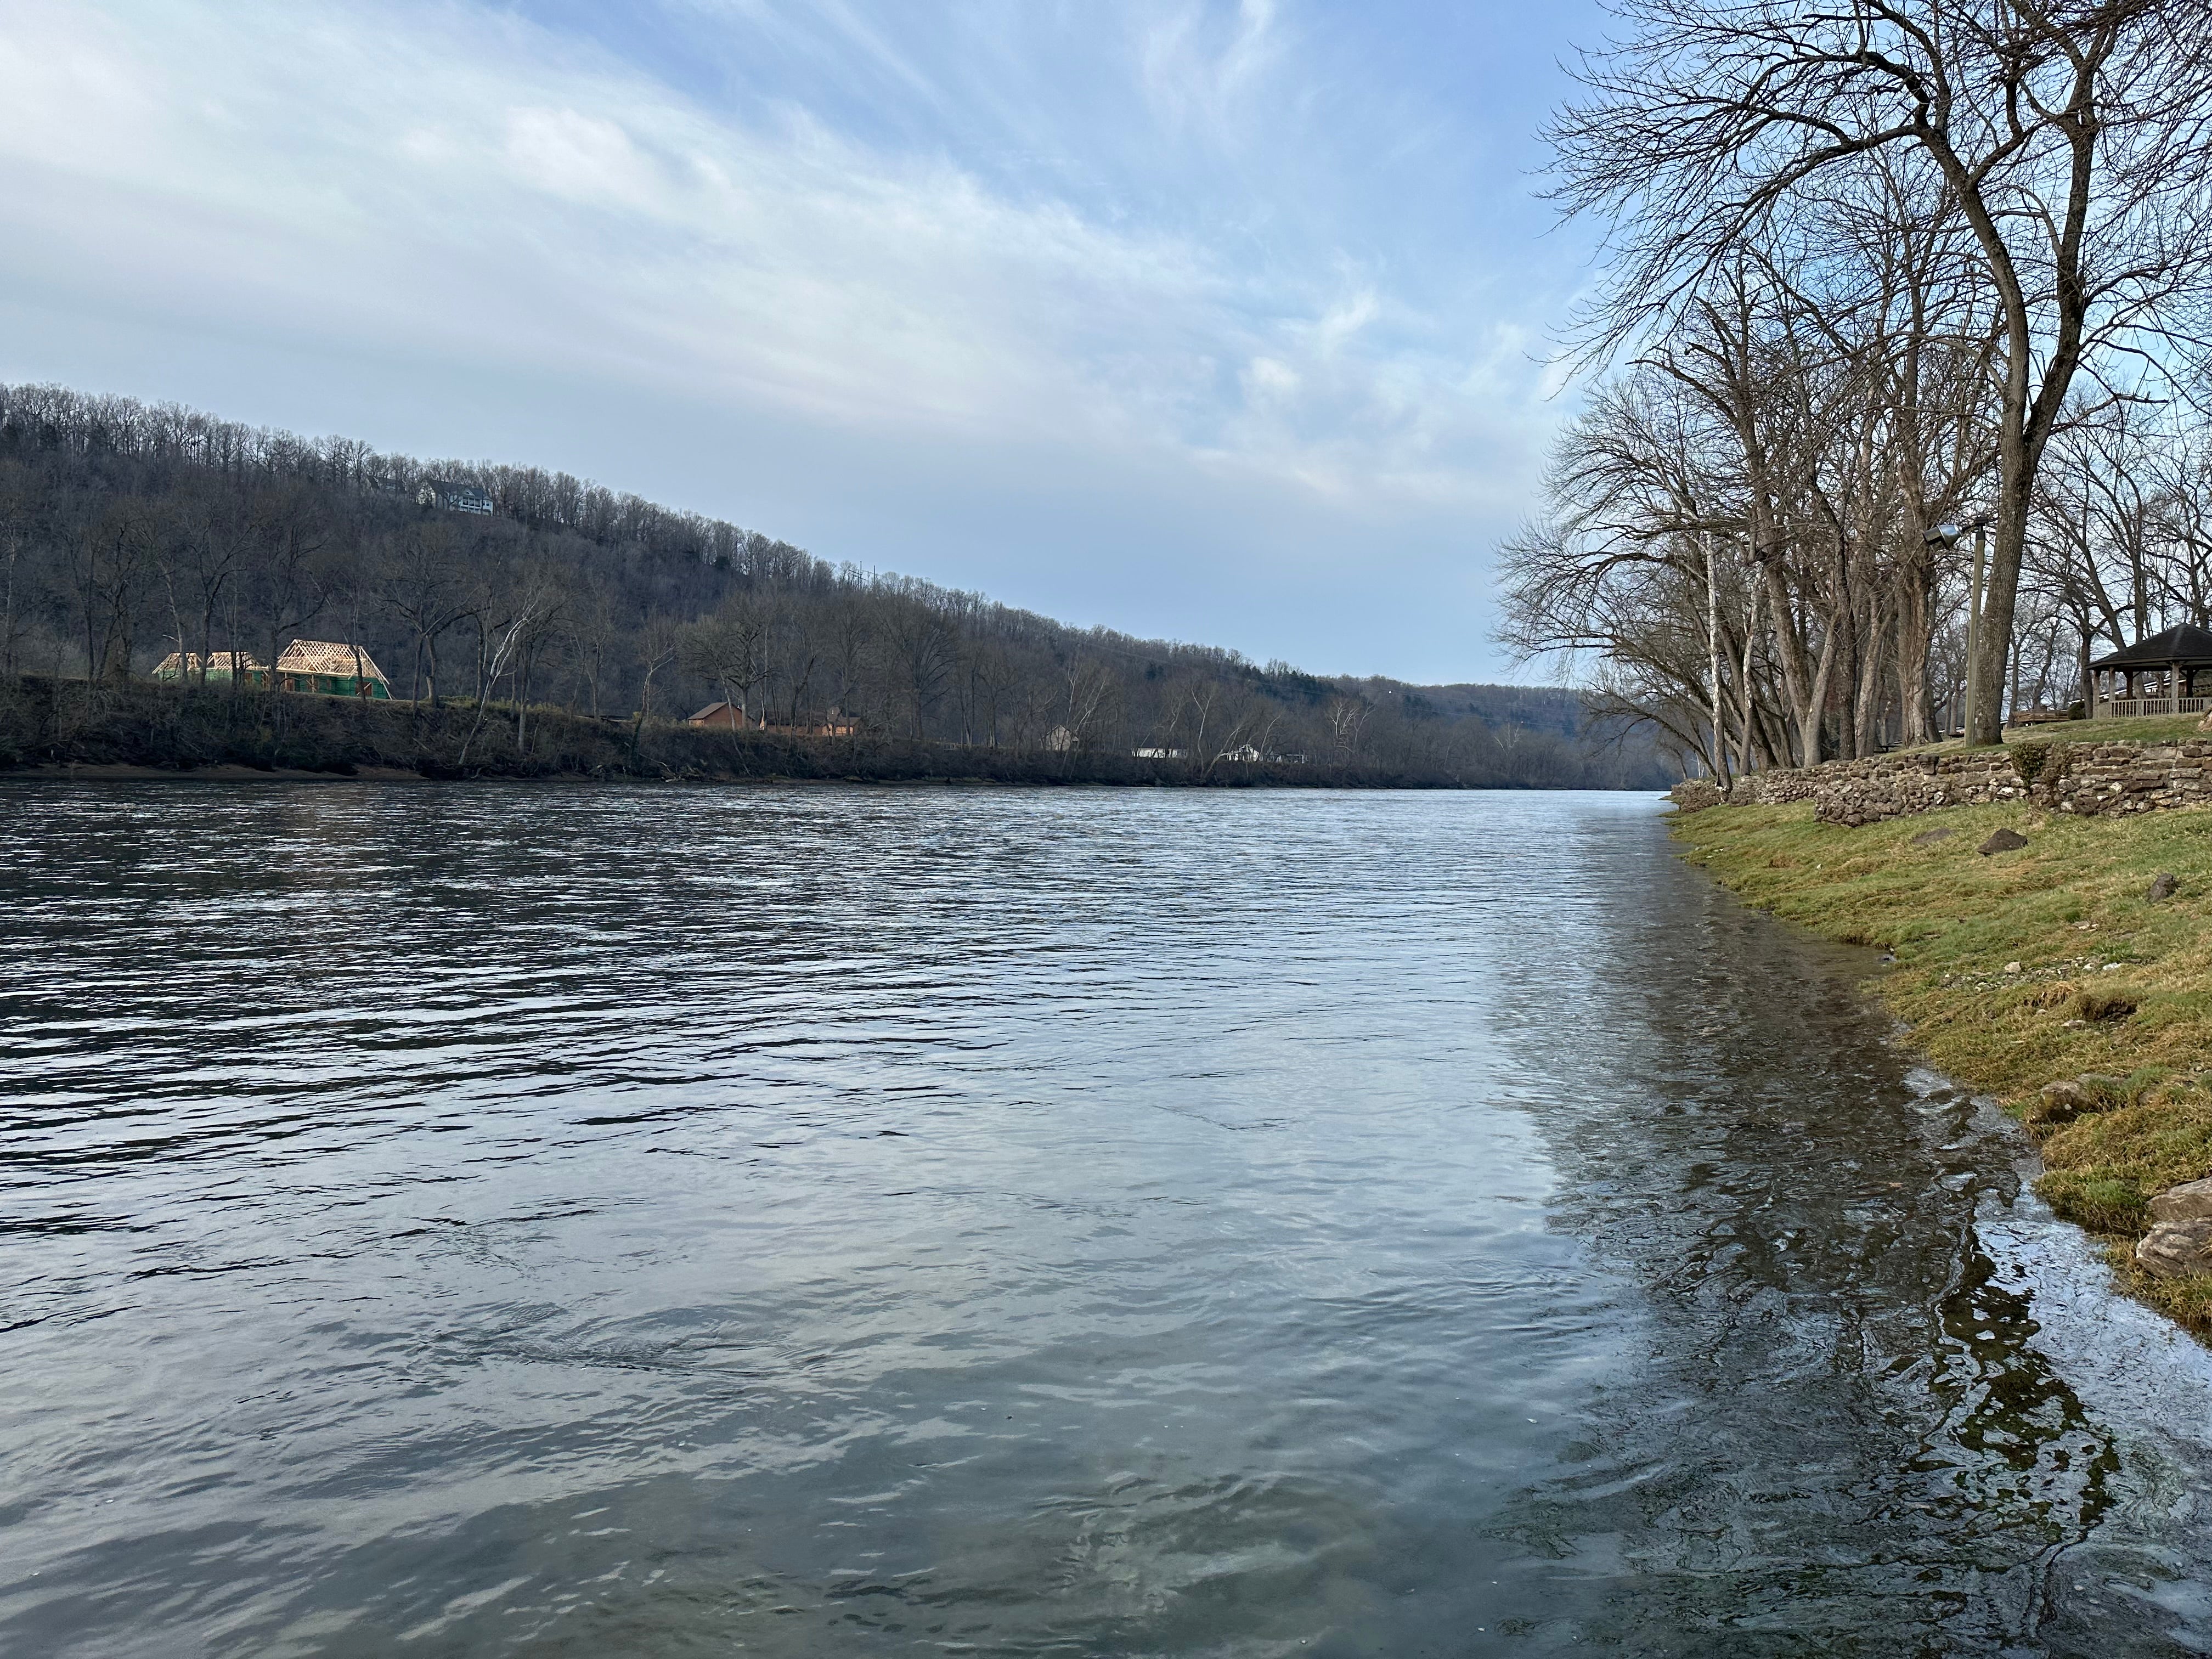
0;0;1605;683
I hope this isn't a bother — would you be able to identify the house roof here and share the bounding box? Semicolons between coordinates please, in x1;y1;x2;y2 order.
153;651;266;673
2090;623;2212;669
279;640;388;680
687;701;737;721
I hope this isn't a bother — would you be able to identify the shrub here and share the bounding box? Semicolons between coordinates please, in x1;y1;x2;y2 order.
2010;740;2069;786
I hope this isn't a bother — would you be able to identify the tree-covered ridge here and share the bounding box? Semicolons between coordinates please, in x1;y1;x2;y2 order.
0;381;1664;788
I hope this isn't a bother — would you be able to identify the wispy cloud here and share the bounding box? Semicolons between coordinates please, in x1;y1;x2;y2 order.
0;0;1601;676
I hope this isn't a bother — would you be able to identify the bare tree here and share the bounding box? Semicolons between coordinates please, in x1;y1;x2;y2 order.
882;603;957;739
243;485;331;692
378;521;470;707
635;614;681;723
78;500;157;681
1549;0;2212;742
458;566;559;770
1324;695;1369;761
679;598;773;726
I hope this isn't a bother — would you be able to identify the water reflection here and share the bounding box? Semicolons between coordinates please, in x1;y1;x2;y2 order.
1496;860;2193;1655
2;783;2210;1656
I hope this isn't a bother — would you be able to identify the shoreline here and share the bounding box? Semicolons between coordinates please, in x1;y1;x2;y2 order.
0;676;1482;792
1671;797;2212;1335
0;674;1671;792
0;763;1622;791
4;762;438;783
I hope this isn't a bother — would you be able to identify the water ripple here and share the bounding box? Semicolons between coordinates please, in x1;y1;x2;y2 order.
5;783;2212;1655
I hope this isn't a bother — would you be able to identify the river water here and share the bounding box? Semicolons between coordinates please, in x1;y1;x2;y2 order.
5;784;2212;1656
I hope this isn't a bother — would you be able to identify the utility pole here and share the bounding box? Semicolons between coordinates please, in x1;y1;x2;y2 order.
1925;516;1993;744
1965;515;1990;744
1703;532;1729;788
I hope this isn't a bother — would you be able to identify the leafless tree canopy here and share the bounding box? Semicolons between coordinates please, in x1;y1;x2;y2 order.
1513;0;2212;754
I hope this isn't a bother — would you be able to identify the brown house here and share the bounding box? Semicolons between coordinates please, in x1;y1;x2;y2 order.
687;702;856;737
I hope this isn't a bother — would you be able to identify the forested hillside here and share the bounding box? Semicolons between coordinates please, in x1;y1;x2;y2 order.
0;383;1664;787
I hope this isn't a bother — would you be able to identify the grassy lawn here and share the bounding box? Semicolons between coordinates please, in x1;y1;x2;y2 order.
2017;714;2212;747
1674;798;2212;1328
1886;714;2209;756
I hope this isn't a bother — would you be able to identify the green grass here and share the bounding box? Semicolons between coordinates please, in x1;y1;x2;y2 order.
1674;798;2212;1329
1894;713;2209;753
2028;714;2210;746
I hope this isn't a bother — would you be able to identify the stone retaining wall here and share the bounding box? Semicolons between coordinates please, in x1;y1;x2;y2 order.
1677;737;2212;826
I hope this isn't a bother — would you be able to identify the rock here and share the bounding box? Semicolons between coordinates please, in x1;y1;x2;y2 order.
1977;828;2029;855
1669;778;1726;814
2151;1178;2212;1224
2137;1217;2212;1278
2034;1074;2132;1121
2148;872;2180;902
2029;1080;2091;1127
2003;961;2022;974
1911;826;1955;846
2030;1075;2132;1125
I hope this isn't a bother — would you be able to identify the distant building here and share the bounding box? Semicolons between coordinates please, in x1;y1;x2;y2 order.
1218;744;1263;763
417;479;495;515
151;643;387;697
151;650;267;685
1133;747;1184;759
274;641;392;699
2088;624;2212;719
687;702;856;737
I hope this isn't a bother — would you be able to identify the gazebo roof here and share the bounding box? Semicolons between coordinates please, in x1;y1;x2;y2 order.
2090;623;2212;670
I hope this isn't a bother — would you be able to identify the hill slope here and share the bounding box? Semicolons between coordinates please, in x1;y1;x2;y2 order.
0;383;1666;788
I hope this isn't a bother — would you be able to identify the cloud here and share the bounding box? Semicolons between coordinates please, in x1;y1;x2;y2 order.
0;1;1568;482
0;0;1602;679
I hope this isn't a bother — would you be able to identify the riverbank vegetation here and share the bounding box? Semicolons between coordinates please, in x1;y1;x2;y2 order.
0;675;1518;789
0;383;1663;789
1506;2;2212;778
1674;800;2212;1329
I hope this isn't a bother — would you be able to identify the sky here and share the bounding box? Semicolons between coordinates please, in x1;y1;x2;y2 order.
0;0;1608;684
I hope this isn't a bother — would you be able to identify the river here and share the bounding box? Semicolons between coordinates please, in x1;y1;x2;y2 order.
4;783;2212;1656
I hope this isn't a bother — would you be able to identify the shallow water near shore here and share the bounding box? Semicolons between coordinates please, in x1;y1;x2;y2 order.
5;783;2212;1656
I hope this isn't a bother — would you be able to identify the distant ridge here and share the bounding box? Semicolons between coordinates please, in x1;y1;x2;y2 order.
0;382;1669;788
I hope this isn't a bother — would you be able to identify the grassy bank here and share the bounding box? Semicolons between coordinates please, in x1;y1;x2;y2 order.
1673;798;2212;1328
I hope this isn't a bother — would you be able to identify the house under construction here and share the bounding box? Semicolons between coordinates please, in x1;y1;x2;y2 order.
274;641;392;698
152;641;392;699
151;651;267;685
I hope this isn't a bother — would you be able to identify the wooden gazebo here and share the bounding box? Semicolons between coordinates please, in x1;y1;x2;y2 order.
2089;623;2212;719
